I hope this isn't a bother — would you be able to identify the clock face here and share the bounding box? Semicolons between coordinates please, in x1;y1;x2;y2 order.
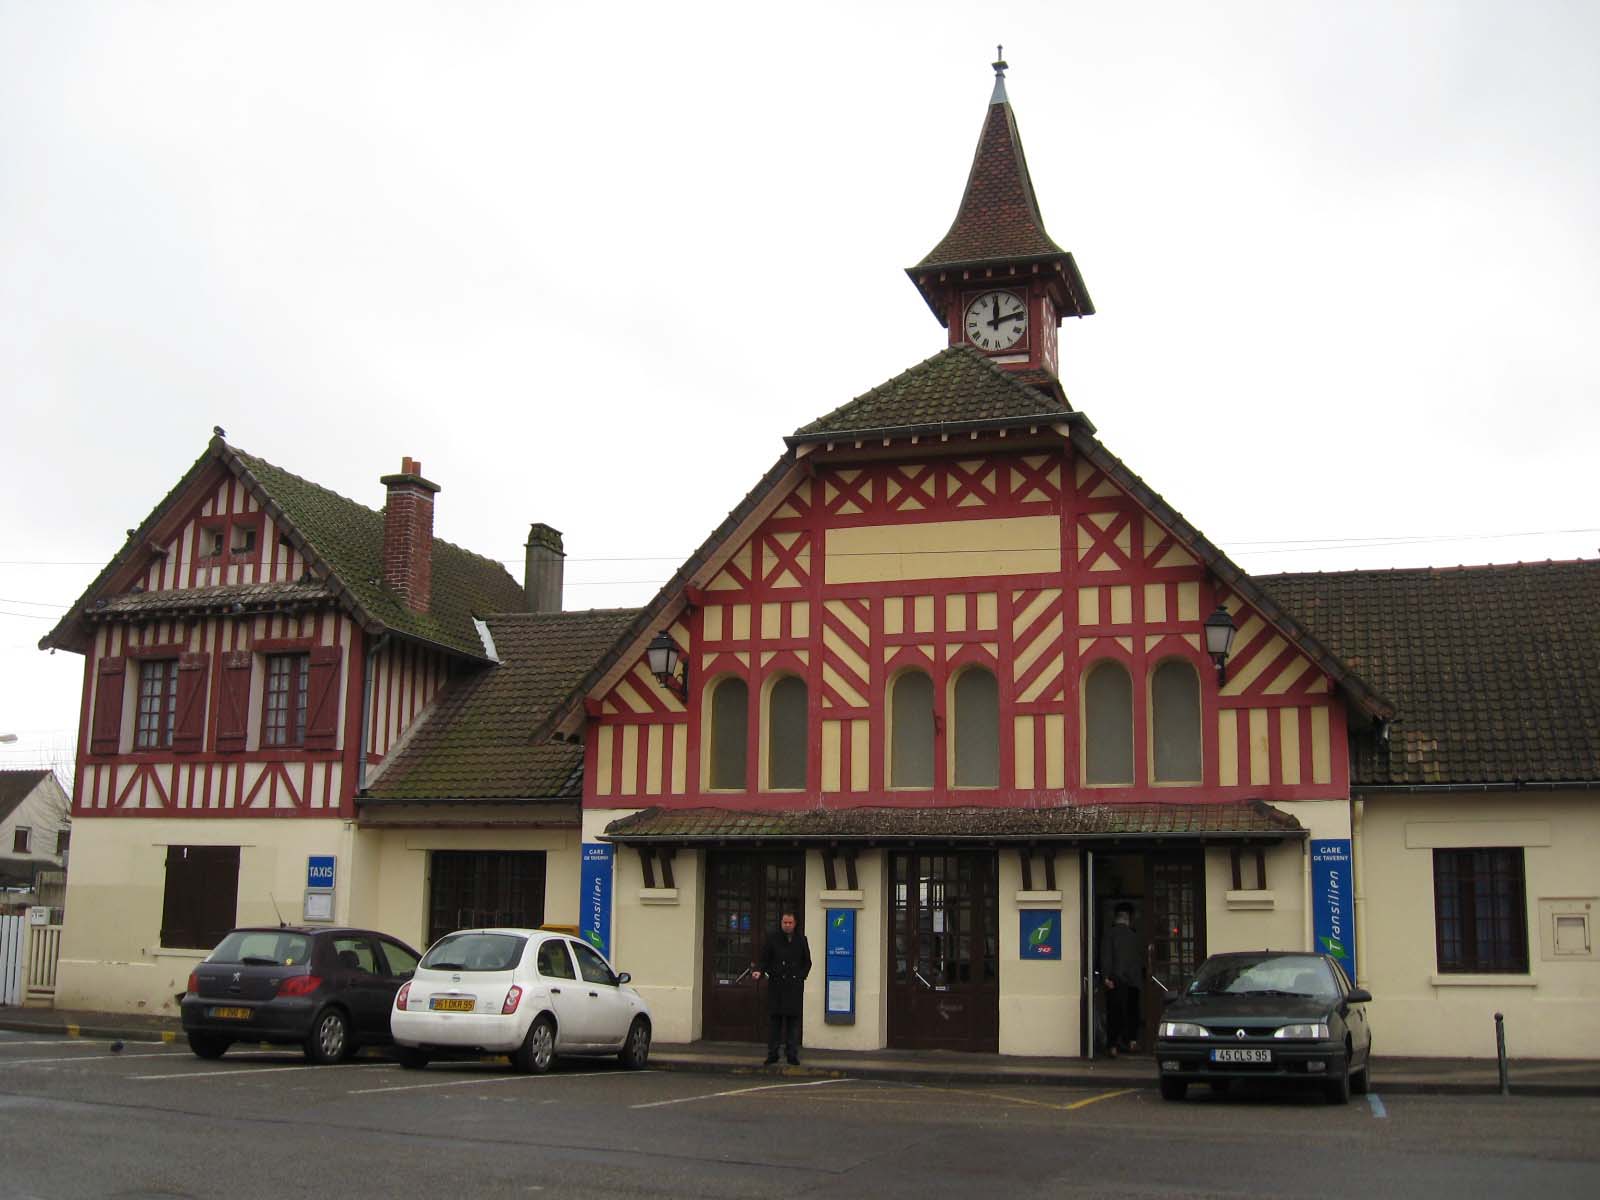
963;290;1028;351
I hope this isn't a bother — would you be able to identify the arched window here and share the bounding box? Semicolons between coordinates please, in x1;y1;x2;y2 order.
890;670;935;788
952;666;999;787
1084;660;1133;785
1151;659;1202;783
766;675;807;790
709;677;749;790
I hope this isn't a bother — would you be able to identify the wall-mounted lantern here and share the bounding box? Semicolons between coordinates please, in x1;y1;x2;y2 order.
1203;604;1238;685
646;631;688;699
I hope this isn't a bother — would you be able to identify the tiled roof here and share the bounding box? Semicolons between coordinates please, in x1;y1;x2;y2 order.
231;447;526;659
364;607;641;801
1263;560;1600;787
791;346;1073;440
0;769;53;823
916;97;1066;269
42;438;526;661
91;581;335;617
602;800;1304;844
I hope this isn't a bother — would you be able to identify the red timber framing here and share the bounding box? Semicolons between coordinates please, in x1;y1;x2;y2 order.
586;442;1350;810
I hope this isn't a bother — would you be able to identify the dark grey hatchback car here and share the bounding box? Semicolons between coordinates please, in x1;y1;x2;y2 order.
1155;950;1372;1103
181;926;421;1063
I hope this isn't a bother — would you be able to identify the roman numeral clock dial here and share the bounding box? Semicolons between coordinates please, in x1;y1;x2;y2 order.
963;290;1027;351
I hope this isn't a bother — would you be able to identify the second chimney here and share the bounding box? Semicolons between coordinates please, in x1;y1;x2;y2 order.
381;457;440;612
525;522;565;612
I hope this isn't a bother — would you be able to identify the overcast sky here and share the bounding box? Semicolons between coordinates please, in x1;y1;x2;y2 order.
3;1;1597;779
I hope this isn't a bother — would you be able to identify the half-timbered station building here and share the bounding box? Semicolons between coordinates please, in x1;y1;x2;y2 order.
37;438;615;1012
546;63;1599;1060
41;62;1598;1060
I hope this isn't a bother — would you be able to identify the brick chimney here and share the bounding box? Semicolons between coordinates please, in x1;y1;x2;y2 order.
525;523;565;612
380;457;440;612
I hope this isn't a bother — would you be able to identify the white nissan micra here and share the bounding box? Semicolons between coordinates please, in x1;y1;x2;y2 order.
390;927;651;1073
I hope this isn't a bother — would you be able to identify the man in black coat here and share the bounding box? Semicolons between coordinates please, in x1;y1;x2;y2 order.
754;910;811;1065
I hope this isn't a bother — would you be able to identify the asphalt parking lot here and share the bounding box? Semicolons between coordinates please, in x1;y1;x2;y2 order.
2;1029;1598;1199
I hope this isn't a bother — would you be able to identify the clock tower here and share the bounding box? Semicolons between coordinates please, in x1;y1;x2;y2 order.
907;53;1094;392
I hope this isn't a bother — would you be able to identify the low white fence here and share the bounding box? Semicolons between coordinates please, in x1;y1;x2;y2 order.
0;913;63;1006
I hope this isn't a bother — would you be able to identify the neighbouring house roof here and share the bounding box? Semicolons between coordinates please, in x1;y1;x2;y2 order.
789;346;1079;442
363;607;641;803
1264;560;1600;788
0;769;53;824
89;580;336;618
41;438;526;661
601;800;1305;846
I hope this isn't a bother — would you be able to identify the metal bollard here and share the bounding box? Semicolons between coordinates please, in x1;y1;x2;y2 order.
1494;1012;1510;1097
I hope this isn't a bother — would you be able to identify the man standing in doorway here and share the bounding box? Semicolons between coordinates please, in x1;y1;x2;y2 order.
1101;902;1142;1057
753;910;811;1066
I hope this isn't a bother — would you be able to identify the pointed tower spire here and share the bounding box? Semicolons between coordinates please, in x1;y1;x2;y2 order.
907;56;1093;383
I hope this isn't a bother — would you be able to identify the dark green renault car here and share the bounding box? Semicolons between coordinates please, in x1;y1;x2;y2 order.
1155;950;1372;1103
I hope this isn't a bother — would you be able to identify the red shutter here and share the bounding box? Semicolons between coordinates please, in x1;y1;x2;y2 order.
216;651;253;753
90;656;126;755
303;645;342;750
171;652;211;753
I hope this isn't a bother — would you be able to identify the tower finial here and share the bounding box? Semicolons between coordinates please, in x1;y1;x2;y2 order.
990;46;1009;104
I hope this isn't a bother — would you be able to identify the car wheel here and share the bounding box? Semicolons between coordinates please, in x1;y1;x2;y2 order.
305;1008;351;1065
511;1015;556;1074
394;1047;430;1070
1159;1077;1188;1101
619;1017;651;1069
187;1033;231;1060
1325;1054;1352;1104
1351;1062;1370;1095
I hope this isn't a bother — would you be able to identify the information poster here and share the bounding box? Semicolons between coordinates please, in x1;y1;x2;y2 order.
825;909;856;1024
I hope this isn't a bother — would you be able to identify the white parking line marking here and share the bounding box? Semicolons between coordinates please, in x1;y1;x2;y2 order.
3;1053;175;1066
1367;1093;1388;1118
131;1063;360;1080
351;1069;640;1096
0;1040;163;1048
631;1077;849;1109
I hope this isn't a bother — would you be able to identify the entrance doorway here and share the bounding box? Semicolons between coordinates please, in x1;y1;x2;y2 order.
701;851;805;1043
427;851;547;948
1085;851;1205;1054
887;851;999;1052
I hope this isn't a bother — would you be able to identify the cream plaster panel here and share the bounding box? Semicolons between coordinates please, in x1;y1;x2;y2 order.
998;850;1080;1057
1357;791;1600;1058
805;850;888;1051
1403;820;1553;849
825;516;1062;584
1202;841;1309;959
607;834;704;1045
55;816;357;1016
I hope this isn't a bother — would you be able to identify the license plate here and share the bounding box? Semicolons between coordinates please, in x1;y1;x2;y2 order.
208;1006;251;1020
430;996;475;1012
1212;1047;1271;1063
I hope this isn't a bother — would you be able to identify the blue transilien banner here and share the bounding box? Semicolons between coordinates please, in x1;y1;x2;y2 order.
1310;839;1356;978
580;843;614;960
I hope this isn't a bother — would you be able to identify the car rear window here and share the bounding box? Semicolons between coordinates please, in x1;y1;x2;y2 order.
208;930;313;967
421;932;527;972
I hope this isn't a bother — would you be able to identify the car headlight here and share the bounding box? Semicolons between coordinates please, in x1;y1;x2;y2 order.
1273;1022;1330;1040
1158;1021;1210;1038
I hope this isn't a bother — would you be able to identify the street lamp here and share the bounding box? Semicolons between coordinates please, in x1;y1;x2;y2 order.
1203;604;1239;685
646;632;688;700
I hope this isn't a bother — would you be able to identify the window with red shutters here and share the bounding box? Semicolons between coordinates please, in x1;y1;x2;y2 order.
215;651;253;753
171;652;210;753
89;656;127;755
263;653;309;747
303;645;342;750
134;659;180;750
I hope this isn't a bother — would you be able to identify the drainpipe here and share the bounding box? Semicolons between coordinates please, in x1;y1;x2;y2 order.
1351;798;1367;987
1301;839;1313;953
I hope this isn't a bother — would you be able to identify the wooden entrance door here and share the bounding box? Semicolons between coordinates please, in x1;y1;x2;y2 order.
1144;856;1205;1047
701;851;805;1043
888;851;999;1052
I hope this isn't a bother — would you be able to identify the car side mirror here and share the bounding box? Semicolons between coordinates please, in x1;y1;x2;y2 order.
1161;990;1180;1007
1346;987;1371;1004
616;971;631;986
